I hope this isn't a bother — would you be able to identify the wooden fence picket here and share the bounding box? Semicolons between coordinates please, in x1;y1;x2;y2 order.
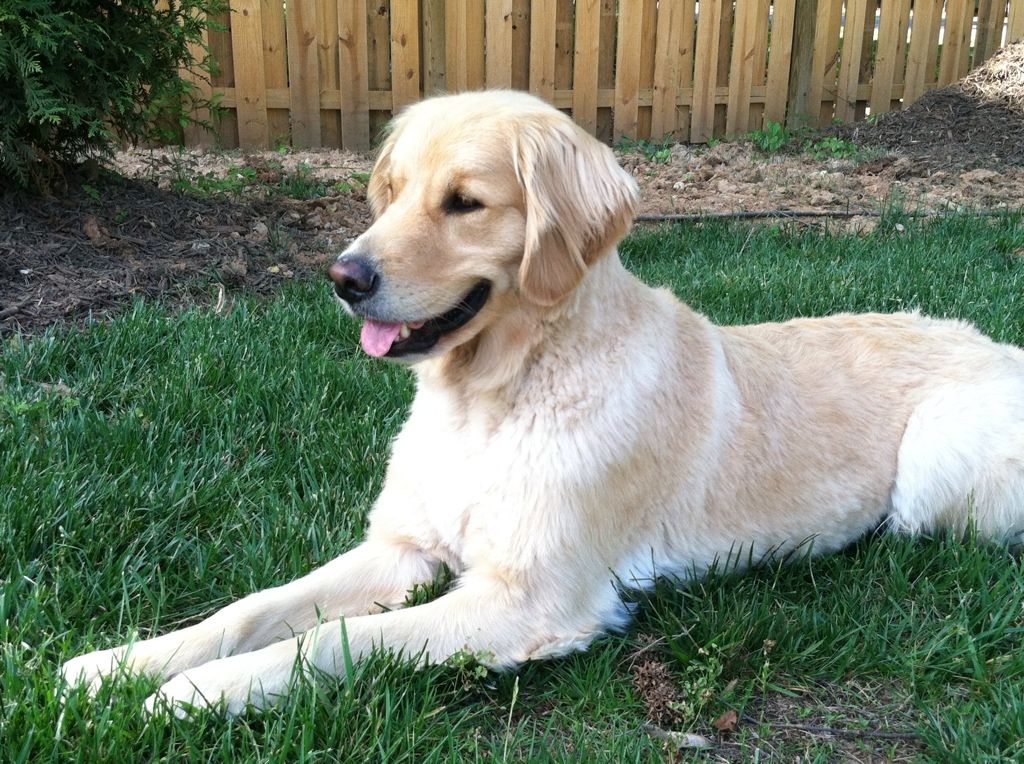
834;0;868;123
553;0;574;93
422;0;446;96
390;0;420;110
691;0;722;143
977;0;1006;63
486;0;514;87
940;0;971;84
229;0;269;148
181;11;215;147
339;0;370;150
572;0;601;134
725;0;759;136
635;0;657;138
870;0;907;117
764;0;796;126
1011;0;1024;42
529;0;558;102
512;0;532;90
261;0;289;144
651;0;686;140
612;0;643;141
314;0;340;146
285;0;320;147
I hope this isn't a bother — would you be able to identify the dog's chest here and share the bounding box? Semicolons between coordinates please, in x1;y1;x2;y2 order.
382;389;590;568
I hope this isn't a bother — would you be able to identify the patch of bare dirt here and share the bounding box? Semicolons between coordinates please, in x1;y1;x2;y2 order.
625;140;1024;226
722;679;924;763
1;154;374;338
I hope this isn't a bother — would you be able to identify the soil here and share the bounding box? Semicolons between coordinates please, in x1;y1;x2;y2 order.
825;85;1024;169
3;44;1024;338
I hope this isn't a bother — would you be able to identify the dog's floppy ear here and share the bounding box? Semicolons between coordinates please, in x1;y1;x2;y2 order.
367;132;396;218
514;118;638;306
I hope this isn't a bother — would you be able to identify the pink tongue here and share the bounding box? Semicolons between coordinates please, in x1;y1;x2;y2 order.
360;320;403;357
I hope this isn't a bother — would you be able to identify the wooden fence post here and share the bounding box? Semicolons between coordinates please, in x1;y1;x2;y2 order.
785;0;816;129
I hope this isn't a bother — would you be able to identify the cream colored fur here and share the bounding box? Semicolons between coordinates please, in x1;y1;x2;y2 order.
63;91;1024;717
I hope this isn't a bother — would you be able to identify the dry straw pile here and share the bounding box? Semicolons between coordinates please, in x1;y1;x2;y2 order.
962;40;1024;114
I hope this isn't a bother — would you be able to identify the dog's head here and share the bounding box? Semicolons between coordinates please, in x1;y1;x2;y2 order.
329;91;638;363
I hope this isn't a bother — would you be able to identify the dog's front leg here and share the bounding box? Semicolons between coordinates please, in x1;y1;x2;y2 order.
62;539;438;693
146;571;590;717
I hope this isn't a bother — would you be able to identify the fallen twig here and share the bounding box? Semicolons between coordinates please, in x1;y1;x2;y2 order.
0;297;33;320
740;714;920;741
37;382;75;396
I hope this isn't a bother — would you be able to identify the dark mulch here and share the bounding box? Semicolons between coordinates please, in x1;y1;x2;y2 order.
1;179;332;338
825;85;1024;170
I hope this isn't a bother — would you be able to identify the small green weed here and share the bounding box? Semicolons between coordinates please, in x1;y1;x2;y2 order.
278;163;327;200
333;171;371;195
173;164;258;196
81;183;102;203
447;648;495;681
618;136;673;163
748;121;791;153
173;161;367;200
806;135;861;160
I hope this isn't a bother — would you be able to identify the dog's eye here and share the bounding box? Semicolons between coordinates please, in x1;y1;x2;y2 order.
443;193;484;215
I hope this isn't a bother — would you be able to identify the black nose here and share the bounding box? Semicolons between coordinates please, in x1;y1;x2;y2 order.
328;255;379;303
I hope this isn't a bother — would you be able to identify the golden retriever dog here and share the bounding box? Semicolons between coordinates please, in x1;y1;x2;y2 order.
64;91;1024;716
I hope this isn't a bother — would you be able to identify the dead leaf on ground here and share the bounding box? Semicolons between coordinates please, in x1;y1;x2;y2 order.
82;216;107;245
712;708;739;732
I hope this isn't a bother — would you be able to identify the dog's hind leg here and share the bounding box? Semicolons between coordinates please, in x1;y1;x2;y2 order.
889;378;1024;542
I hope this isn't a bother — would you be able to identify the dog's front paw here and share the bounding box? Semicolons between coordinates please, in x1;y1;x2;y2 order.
143;651;294;719
143;671;222;719
61;646;131;695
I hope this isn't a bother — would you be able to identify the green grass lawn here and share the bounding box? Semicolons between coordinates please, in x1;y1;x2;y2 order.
4;213;1024;762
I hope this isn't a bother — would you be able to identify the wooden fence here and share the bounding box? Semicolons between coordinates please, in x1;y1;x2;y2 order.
180;1;1024;151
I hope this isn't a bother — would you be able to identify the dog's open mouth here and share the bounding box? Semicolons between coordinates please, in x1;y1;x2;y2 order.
360;281;491;358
